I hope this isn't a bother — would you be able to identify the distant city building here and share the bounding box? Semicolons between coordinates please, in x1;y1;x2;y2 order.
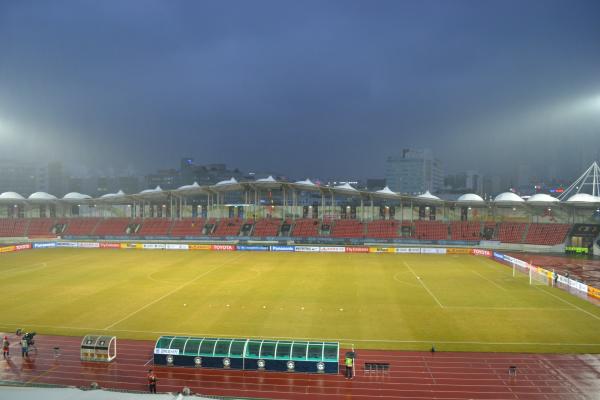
0;159;47;196
366;178;386;191
385;148;443;194
47;161;66;197
145;169;179;190
444;170;482;194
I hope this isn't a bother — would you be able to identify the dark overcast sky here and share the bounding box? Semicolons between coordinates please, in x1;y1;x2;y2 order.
1;0;599;180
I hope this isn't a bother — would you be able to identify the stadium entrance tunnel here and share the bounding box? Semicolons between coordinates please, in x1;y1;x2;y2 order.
153;336;339;374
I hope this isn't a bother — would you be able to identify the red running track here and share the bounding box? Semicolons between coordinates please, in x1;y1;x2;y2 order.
1;333;599;399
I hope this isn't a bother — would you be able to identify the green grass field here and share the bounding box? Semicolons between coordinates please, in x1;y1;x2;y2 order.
1;249;599;353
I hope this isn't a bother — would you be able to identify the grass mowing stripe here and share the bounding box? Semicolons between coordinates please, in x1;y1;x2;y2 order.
103;253;246;329
402;260;444;308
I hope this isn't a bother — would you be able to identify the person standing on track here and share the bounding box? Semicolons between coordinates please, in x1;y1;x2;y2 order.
2;336;9;359
345;355;354;379
147;369;157;393
20;337;28;358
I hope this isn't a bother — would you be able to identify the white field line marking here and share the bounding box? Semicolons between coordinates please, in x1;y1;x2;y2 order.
144;357;154;366
534;286;600;322
1;253;84;275
103;253;246;330
392;272;421;288
403;260;444;308
2;321;599;347
470;269;508;292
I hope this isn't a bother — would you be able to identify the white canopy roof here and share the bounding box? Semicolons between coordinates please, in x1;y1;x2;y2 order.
457;193;484;202
28;192;57;200
294;178;316;187
140;186;162;194
566;193;600;203
176;182;200;191
527;193;559;204
256;175;277;183
333;182;357;191
0;191;25;201
417;191;441;200
63;192;92;200
494;192;525;203
215;177;238;186
376;186;397;195
100;190;126;198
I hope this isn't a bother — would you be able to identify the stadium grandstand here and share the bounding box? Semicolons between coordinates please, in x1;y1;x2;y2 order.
0;163;599;253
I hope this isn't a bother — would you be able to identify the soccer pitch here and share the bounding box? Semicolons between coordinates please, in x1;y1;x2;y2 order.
1;249;599;353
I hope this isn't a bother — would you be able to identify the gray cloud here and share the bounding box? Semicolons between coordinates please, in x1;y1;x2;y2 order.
0;0;599;180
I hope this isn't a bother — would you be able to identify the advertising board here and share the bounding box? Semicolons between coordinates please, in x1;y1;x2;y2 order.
294;246;320;252
345;246;369;253
165;244;189;250
189;244;212;250
100;242;121;249
211;244;236;251
237;245;269;251
78;242;100;248
319;246;345;253
32;242;56;249
270;245;295;252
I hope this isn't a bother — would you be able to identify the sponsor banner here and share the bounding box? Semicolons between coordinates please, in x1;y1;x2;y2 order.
15;243;32;251
421;248;447;254
557;275;570;285
237;245;269;251
493;251;505;260
345;246;369;253
143;243;166;250
588;286;600;300
394;247;410;253
568;279;588;293
154;348;180;355
471;249;492;257
447;248;472;254
0;245;16;253
211;244;236;251
189;244;212;251
271;245;295;252
319;246;345;253
369;247;395;253
32;242;56;249
294;246;320;253
100;242;121;249
407;248;421;253
78;242;100;248
56;241;79;248
166;244;189;250
120;243;143;249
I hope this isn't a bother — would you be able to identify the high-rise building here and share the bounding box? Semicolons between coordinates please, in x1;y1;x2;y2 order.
47;161;66;197
385;148;443;194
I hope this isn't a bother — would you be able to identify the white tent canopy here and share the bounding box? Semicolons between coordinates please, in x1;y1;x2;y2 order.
333;182;357;191
494;192;525;203
63;192;92;201
527;193;559;204
215;177;238;186
256;175;277;183
28;192;57;201
457;193;484;202
294;178;317;187
417;191;441;201
0;191;25;201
